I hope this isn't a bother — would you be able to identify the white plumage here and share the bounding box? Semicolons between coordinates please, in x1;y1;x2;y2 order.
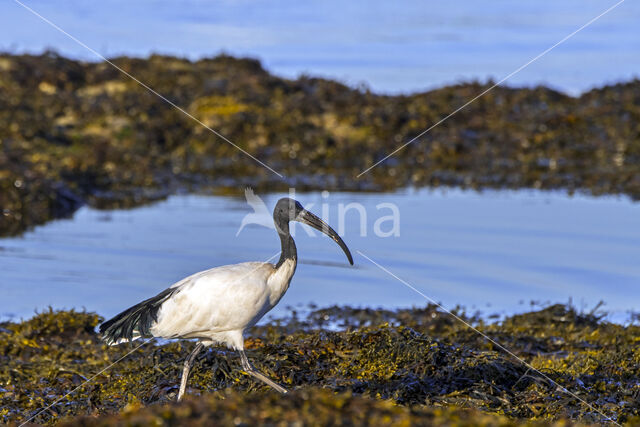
100;198;353;400
151;260;296;349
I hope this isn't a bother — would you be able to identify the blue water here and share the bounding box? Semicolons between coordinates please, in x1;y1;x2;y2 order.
2;0;639;94
1;189;638;323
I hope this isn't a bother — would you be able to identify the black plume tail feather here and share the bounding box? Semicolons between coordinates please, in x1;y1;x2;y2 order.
99;287;177;345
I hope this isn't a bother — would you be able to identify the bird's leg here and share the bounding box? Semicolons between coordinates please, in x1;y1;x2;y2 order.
239;350;288;394
177;342;204;401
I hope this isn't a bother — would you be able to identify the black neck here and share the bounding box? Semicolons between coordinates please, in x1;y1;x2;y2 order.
276;225;297;268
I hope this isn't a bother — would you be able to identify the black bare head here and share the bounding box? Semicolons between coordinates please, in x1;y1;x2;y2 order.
273;198;353;265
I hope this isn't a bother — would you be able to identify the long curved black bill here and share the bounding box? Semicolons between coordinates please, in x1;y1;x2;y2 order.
296;209;354;265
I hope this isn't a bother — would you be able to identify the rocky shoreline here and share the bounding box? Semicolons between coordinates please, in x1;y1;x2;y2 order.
1;304;638;425
1;51;639;236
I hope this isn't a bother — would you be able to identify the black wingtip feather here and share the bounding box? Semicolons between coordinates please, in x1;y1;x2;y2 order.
100;287;177;345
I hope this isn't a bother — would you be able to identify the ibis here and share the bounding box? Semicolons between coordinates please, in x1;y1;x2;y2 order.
99;198;353;400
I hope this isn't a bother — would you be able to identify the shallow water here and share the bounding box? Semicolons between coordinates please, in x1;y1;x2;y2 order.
1;188;638;323
2;0;639;94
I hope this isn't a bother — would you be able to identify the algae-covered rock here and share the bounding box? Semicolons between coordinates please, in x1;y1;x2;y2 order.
57;388;580;426
1;52;639;236
1;304;638;425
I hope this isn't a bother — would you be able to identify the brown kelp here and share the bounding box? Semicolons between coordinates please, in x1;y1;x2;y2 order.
1;303;638;425
1;52;640;236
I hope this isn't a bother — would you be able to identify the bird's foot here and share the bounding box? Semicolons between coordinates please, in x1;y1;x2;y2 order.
244;368;288;394
239;350;288;394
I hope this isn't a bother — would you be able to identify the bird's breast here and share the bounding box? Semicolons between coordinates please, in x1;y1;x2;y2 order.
266;258;297;308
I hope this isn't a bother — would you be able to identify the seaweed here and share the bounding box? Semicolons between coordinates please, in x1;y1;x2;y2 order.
1;303;638;425
1;52;640;236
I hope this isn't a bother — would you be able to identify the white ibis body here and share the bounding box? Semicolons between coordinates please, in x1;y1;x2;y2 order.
99;198;353;400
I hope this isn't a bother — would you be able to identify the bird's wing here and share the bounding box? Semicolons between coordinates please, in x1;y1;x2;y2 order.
150;262;276;339
99;285;180;345
99;262;274;345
